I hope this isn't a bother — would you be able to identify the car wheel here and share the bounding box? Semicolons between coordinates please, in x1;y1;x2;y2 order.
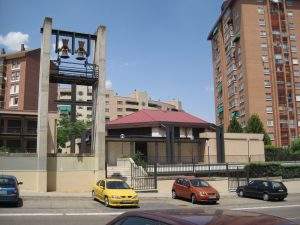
16;198;23;207
172;190;177;199
191;194;197;204
263;193;269;201
104;196;110;207
238;190;244;197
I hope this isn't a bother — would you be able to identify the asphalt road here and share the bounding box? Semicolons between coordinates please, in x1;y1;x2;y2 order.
0;194;300;225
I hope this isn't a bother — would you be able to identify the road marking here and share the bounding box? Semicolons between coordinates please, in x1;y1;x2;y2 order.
232;204;300;211
65;212;124;216
0;212;125;217
0;213;64;217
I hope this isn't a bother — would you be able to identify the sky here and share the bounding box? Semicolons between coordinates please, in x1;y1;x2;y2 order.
0;0;223;122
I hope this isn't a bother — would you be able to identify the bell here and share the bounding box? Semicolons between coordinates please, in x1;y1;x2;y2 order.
59;39;70;59
76;41;86;60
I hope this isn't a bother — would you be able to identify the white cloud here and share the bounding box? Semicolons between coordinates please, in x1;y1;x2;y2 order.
0;32;29;51
105;80;112;89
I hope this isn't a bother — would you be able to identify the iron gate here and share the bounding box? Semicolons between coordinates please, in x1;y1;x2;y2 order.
131;163;157;191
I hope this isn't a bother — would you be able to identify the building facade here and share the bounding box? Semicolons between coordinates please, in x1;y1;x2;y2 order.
208;0;300;146
57;87;182;121
0;47;57;112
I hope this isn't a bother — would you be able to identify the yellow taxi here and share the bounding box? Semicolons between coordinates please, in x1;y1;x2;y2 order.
92;178;139;207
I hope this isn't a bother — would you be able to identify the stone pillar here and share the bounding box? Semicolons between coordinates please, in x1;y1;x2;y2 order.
92;26;106;180
36;17;52;192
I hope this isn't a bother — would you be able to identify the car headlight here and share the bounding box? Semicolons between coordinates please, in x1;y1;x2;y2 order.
133;194;138;198
200;192;207;196
111;195;122;199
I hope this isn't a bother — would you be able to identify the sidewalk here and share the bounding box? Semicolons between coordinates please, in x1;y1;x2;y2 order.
20;179;300;198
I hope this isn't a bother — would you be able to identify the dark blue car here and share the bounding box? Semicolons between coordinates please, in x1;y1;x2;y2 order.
0;175;23;207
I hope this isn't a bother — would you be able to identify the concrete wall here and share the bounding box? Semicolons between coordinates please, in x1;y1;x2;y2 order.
200;132;265;163
107;142;131;165
0;155;100;193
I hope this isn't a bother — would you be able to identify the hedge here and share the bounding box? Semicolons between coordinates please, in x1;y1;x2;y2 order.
244;163;300;179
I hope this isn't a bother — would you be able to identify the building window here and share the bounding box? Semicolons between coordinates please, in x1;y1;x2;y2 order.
269;133;274;141
266;107;273;114
105;117;110;122
9;97;18;107
290;34;296;41
117;108;123;112
293;59;299;65
11;71;20;82
257;7;264;14
11;60;20;70
291;46;297;53
105;108;109;112
105;101;109;105
266;93;272;101
117;101;123;105
105;94;109;98
260;31;267;37
287;12;293;18
258;18;266;26
262;56;269;63
267;120;274;127
10;84;19;95
87;106;92;111
264;80;271;87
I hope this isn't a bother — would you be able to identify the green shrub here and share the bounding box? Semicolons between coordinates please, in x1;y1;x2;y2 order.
244;162;300;179
244;163;283;178
282;166;300;179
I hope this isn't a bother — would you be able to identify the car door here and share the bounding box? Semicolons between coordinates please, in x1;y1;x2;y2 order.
175;178;184;197
181;179;192;199
256;181;267;199
244;180;257;197
94;180;102;198
98;180;106;201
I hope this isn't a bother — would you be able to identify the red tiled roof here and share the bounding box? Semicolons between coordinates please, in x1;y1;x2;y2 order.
107;109;209;128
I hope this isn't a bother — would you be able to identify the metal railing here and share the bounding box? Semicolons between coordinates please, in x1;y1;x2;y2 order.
131;162;157;190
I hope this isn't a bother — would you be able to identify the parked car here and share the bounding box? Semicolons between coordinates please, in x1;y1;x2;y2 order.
236;180;288;201
172;177;220;204
92;178;139;207
105;208;296;225
0;175;23;207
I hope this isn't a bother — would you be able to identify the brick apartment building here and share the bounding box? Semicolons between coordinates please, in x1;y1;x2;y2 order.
208;0;300;146
0;46;57;152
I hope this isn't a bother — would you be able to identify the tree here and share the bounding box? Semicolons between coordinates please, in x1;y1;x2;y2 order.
227;116;243;133
57;115;91;150
245;114;271;145
290;138;300;153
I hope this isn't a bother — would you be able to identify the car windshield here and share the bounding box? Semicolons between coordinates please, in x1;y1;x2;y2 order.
0;178;16;188
271;181;284;189
190;179;209;187
106;181;130;189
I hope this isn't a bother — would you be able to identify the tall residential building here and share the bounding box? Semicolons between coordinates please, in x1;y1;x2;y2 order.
57;86;182;121
0;46;57;112
208;0;300;146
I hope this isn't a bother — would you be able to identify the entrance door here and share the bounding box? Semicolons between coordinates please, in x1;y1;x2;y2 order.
135;142;148;162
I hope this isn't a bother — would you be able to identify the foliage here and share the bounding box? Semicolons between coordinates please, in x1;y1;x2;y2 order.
290;138;300;153
57;115;91;150
227;116;243;133
244;163;283;178
0;146;10;153
282;166;300;179
131;152;146;168
245;114;271;145
265;145;300;161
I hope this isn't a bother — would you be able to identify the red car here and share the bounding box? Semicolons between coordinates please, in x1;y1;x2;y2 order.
172;177;220;204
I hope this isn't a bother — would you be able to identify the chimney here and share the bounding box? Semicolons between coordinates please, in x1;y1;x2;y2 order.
21;44;25;51
0;48;5;55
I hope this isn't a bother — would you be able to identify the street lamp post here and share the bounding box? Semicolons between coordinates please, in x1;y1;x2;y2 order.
247;138;250;163
120;134;125;156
